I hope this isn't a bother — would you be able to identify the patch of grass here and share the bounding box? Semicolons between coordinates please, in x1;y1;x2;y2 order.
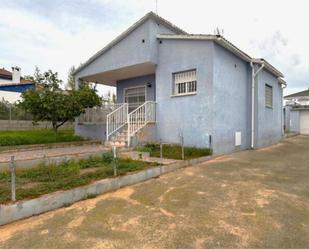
0;153;159;204
0;129;84;147
137;143;212;160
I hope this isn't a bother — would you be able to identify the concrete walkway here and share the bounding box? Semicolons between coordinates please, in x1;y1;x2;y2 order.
0;144;109;163
0;136;309;248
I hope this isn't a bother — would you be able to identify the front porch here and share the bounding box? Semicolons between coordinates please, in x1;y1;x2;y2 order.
77;100;156;147
75;64;157;146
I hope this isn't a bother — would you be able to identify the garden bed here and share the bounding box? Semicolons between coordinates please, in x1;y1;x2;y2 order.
0;129;84;147
0;154;158;204
136;143;212;160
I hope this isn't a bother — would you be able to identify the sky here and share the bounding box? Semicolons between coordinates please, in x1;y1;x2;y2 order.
0;0;308;96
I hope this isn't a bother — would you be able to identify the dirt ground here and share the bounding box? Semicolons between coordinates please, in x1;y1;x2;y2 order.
0;135;308;249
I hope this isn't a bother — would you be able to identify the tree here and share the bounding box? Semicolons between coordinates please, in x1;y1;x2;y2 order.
18;69;101;132
23;66;41;82
67;65;76;90
105;90;116;103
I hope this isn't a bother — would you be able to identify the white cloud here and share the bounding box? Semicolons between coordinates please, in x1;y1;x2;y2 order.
1;0;309;96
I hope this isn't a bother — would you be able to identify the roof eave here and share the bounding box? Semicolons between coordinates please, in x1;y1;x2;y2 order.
157;34;252;63
285;90;309;98
252;58;284;78
74;12;187;76
158;34;284;78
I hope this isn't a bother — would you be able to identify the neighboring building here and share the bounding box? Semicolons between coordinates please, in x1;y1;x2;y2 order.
284;88;309;134
74;12;286;155
0;67;34;103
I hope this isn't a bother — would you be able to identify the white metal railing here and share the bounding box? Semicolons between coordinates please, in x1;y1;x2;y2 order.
106;103;128;141
78;103;123;124
127;101;156;146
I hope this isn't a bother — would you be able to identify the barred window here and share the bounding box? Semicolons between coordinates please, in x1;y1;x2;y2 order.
265;84;273;108
124;86;146;112
173;69;197;96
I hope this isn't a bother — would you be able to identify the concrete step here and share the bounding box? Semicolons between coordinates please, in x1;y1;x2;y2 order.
110;135;127;142
105;140;126;147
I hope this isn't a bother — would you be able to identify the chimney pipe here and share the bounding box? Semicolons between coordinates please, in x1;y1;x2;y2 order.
12;67;21;83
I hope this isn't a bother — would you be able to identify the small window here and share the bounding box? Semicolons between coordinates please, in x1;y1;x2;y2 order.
173;69;197;96
265;84;273;108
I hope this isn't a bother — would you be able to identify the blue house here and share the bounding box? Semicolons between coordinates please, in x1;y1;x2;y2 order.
74;12;286;155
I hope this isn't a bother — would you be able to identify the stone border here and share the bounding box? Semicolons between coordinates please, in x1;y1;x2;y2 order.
0;155;212;226
0;140;102;154
0;146;132;172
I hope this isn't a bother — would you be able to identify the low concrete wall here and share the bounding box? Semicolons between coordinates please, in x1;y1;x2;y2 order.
0;155;212;226
0;120;73;131
75;123;106;141
0;140;101;154
0;150;109;172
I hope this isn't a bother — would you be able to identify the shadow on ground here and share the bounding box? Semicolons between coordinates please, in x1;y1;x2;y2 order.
0;136;309;248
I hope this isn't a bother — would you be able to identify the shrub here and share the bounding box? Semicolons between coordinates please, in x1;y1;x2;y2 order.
137;143;212;160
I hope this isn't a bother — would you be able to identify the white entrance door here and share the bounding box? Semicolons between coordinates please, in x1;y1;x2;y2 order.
124;86;146;113
300;110;309;134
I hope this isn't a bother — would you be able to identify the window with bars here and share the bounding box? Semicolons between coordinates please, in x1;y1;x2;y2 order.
124;86;146;112
265;84;273;108
173;69;197;96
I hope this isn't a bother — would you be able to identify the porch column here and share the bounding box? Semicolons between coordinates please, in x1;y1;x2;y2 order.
75;78;81;90
74;78;81;131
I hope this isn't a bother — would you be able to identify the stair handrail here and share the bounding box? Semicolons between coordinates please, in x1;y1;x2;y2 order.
127;101;156;146
106;103;128;141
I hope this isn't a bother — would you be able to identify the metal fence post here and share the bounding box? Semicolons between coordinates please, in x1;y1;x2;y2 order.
112;146;117;176
159;139;163;173
209;134;212;151
9;105;12;124
10;156;16;202
160;139;163;160
181;135;185;160
43;154;47;166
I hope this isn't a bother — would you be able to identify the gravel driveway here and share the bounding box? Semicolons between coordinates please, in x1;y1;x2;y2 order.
0;135;308;248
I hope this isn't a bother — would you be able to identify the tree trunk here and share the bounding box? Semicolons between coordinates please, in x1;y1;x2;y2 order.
55;119;68;131
52;122;58;133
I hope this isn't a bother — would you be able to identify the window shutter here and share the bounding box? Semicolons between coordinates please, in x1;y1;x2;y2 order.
173;69;197;95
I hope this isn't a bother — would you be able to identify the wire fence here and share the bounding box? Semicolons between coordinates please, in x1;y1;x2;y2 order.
0;138;212;204
0;147;121;204
0;102;73;130
0;103;33;121
78;103;123;124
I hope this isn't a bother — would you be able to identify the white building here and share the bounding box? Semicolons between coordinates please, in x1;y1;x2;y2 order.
0;67;34;103
284;88;309;134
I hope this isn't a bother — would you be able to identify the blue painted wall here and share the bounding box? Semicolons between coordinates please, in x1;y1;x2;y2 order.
289;110;300;133
255;69;283;147
75;19;176;80
212;44;251;154
116;74;156;103
155;39;214;148
0;84;34;93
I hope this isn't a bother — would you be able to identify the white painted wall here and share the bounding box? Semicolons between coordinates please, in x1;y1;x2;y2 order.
0;91;22;103
0;79;13;85
300;110;309;134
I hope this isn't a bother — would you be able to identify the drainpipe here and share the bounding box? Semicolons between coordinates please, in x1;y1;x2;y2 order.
280;80;287;136
250;61;264;149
